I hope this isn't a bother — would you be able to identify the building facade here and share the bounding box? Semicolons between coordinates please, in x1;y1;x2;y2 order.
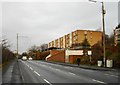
48;30;102;49
114;24;120;46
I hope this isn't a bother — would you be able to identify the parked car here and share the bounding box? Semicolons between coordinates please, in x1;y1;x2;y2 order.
28;57;32;60
22;56;27;61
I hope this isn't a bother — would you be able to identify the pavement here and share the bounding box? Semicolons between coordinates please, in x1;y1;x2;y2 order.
2;60;15;84
43;60;119;72
2;59;23;84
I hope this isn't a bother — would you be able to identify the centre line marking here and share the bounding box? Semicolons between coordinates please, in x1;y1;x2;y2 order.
92;79;105;84
44;79;52;85
25;63;29;66
49;66;52;69
68;72;76;75
34;71;41;76
29;67;33;70
55;69;60;71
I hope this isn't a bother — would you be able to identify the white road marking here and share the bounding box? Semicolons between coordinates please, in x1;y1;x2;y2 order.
49;66;53;69
34;71;41;76
29;67;33;70
92;79;105;84
19;64;25;82
44;79;52;85
105;74;118;77
42;65;46;66
27;65;29;67
68;72;76;75
10;69;13;73
55;69;60;71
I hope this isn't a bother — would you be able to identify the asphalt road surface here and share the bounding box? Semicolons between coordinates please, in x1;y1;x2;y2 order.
15;60;119;84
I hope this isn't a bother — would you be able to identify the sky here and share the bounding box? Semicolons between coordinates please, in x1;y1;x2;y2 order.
0;0;119;54
118;1;120;24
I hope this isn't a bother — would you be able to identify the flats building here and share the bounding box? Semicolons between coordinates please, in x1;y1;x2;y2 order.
114;24;120;46
48;30;102;49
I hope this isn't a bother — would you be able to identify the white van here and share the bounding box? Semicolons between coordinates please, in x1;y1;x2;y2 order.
22;56;27;61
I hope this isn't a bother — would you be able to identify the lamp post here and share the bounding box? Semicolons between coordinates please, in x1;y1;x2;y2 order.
89;0;106;67
16;34;30;60
17;33;18;60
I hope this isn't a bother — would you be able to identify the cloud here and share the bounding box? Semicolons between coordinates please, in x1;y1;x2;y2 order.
118;1;120;24
2;2;118;53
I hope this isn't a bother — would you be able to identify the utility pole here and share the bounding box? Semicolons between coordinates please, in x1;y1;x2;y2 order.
17;33;18;59
102;2;106;67
89;0;106;67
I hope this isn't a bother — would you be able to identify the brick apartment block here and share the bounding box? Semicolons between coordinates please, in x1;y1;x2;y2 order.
48;30;102;49
114;25;120;46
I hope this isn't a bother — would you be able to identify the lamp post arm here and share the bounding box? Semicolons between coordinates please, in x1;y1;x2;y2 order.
101;2;106;67
89;0;97;3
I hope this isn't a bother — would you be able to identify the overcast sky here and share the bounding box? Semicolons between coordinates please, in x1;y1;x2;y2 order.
1;0;119;53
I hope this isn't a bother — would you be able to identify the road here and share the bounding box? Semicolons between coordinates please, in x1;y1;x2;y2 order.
16;60;119;84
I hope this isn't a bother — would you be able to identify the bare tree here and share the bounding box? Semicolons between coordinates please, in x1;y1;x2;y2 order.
2;39;15;63
28;45;38;52
0;43;2;64
40;44;48;51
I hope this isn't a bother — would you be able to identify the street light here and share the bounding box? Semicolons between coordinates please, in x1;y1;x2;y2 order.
17;33;18;59
89;0;106;67
16;33;30;60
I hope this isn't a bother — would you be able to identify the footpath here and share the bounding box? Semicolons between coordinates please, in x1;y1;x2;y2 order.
43;60;119;72
2;59;22;84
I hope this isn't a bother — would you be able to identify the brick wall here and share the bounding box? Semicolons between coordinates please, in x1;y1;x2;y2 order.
69;55;82;64
36;51;40;59
50;50;62;56
47;50;65;62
